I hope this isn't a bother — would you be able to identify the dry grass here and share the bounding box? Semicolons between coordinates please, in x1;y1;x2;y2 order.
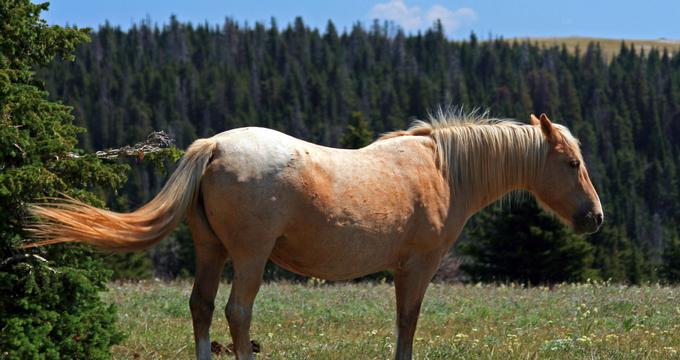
106;280;680;359
511;36;680;61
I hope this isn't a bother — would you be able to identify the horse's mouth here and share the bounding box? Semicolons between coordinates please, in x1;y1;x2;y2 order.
573;211;603;234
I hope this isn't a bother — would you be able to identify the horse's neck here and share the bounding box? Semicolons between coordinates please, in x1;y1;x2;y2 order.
448;125;545;217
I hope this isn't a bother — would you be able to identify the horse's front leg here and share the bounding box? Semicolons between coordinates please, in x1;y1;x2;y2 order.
393;253;442;360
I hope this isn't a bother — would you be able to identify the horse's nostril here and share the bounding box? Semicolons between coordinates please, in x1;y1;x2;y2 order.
595;213;603;226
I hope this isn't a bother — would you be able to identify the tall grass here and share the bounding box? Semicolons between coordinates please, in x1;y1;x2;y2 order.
107;281;680;359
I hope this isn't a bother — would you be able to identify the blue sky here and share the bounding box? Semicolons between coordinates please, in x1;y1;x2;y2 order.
43;0;679;40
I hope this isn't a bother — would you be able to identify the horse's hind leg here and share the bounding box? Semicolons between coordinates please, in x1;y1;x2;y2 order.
223;235;277;360
188;208;229;360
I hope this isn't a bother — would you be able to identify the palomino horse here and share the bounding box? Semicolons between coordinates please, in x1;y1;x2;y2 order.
27;112;603;360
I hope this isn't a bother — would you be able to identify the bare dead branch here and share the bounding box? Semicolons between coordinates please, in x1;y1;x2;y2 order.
67;131;176;159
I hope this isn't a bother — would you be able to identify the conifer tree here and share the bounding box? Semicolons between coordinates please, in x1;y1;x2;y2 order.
460;200;595;285
0;1;125;356
340;111;374;148
661;233;680;282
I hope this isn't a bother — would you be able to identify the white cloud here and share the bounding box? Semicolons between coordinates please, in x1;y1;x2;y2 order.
371;1;477;34
426;5;476;32
370;0;422;30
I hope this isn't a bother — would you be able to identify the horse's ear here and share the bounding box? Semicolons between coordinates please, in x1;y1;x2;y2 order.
538;113;556;144
529;114;540;126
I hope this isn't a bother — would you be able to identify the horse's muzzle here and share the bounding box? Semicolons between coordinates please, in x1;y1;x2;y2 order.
573;209;603;234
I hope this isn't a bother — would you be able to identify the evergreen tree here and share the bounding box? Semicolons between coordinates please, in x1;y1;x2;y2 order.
340;111;374;148
589;224;635;282
460;200;595;285
661;233;680;283
0;1;125;357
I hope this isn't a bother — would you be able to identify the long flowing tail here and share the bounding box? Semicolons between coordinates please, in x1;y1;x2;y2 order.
24;138;217;252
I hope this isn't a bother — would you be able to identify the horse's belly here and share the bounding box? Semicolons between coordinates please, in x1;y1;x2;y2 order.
269;225;403;280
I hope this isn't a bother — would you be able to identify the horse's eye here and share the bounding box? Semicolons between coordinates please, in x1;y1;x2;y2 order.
569;160;581;168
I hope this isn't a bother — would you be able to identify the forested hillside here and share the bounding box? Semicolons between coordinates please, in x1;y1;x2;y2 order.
38;18;680;282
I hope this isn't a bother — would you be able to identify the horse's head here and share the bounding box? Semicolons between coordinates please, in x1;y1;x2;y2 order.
529;113;603;234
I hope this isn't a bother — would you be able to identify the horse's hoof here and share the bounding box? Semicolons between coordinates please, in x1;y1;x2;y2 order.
211;341;232;356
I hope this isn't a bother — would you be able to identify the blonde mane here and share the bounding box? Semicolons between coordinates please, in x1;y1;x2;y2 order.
379;109;581;202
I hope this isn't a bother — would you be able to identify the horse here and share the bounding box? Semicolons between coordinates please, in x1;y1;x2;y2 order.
26;111;603;360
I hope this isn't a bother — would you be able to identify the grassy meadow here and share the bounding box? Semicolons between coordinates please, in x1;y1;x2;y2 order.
106;281;680;359
513;37;680;60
